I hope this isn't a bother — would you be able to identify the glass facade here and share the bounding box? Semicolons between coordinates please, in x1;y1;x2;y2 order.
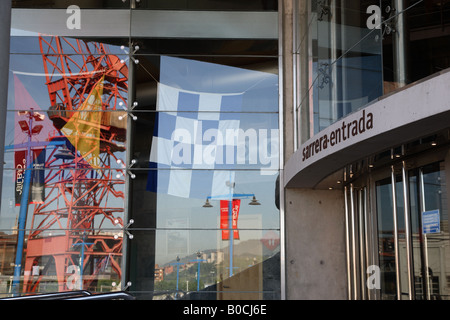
294;0;450;144
1;2;280;300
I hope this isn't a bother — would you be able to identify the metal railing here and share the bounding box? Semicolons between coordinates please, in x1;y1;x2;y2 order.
66;291;135;300
0;290;135;300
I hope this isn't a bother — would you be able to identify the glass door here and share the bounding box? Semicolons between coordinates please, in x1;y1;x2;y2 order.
409;162;450;300
374;163;413;300
373;160;450;300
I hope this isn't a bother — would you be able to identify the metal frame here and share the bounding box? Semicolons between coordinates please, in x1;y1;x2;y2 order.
391;165;402;299
402;161;414;299
66;291;135;300
1;290;92;300
358;187;367;300
278;0;286;300
418;167;431;300
344;185;352;299
349;183;358;299
0;0;11;223
0;290;135;300
292;0;298;152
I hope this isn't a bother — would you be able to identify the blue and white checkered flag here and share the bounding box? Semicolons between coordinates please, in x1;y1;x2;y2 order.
147;83;242;199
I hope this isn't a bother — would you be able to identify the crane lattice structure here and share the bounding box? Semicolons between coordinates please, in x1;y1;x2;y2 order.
21;36;128;293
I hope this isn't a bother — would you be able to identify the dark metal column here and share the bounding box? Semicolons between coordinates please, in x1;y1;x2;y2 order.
0;1;12;211
393;0;410;86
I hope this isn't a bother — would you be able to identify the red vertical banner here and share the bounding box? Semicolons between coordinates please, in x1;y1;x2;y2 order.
15;150;26;206
14;149;46;206
220;200;229;240
220;199;240;240
232;199;240;240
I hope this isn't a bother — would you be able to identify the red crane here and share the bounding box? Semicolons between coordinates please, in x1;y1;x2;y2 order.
21;36;128;293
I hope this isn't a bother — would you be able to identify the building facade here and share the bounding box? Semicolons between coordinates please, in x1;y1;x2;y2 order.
0;0;281;300
1;0;450;301
284;0;450;300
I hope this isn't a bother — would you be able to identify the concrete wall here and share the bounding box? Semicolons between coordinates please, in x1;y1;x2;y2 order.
285;188;347;299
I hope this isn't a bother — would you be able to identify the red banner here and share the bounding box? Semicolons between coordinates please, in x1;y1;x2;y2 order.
220;199;240;240
14;150;26;206
14;149;45;206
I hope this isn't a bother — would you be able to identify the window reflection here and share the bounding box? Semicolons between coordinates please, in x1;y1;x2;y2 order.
133;55;279;112
126;51;280;300
4;111;127;170
128;229;280;300
130;39;278;56
311;2;383;134
2;34;129;296
129;170;279;230
4;9;280;299
0;166;125;295
9;43;128;112
376;178;397;300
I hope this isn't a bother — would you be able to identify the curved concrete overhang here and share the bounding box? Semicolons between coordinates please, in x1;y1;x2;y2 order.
285;68;450;189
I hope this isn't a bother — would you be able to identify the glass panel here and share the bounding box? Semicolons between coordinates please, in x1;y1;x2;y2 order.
0;228;124;296
374;169;410;300
127;111;278;172
11;8;131;39
0;169;125;230
4;111;127;170
376;177;397;300
409;171;426;299
8;52;129;112
132;0;277;11
421;163;449;299
12;0;129;9
311;1;383;134
5;4;281;300
130;10;277;40
10;35;129;55
395;174;411;300
126;229;281;300
129;39;278;56
0;168;125;296
128;170;280;229
408;163;450;300
382;0;450;91
131;55;279;112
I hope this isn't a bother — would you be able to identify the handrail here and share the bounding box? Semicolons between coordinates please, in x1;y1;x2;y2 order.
65;291;135;300
1;290;135;300
0;290;92;300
